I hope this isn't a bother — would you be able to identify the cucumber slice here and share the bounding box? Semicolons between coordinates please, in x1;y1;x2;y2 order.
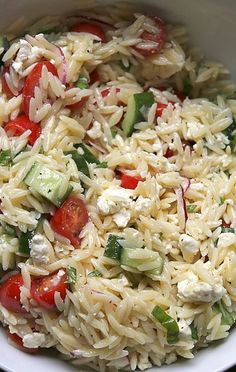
24;162;73;207
19;230;34;255
120;248;163;276
0;149;11;166
121;92;155;137
0;35;10;66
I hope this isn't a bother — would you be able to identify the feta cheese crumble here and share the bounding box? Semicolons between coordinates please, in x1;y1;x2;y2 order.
177;272;226;303
30;233;51;265
23;332;45;348
179;234;200;262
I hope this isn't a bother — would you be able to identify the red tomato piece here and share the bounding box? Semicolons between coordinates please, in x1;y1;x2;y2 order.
4;115;41;145
164;148;175;158
222;219;231;228
1;67;16;98
22;61;58;116
31;270;68;310
134;17;166;56
0;273;27;314
120;174;143;189
7;331;38;354
175;90;186;102
89;69;100;84
101;87;120;98
71;22;106;43
50;197;89;246
67;96;89;111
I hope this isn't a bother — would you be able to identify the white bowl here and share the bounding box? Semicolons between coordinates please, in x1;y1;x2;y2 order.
0;1;236;371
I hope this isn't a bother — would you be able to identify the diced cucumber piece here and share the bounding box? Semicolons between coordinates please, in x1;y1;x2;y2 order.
0;150;11;166
24;162;73;207
152;305;179;344
223;119;236;152
19;230;34;255
104;234;123;261
3;223;16;237
221;227;235;234
0;35;10;66
88;270;102;277
213;300;235;327
120;248;163;277
75;143;107;168
190;323;198;340
65;151;90;178
75;75;89;89
121;92;154;137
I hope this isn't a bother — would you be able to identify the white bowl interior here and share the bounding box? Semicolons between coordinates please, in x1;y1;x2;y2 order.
0;0;236;371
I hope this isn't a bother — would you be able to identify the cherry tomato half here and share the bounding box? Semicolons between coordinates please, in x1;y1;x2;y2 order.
67;96;89;111
101;87;120;98
134;17;166;56
50;197;89;246
0;273;27;314
1;67;16;98
4;115;41;145
71;22;106;43
89;69;100;85
31;270;68;310
7;331;38;354
22;61;58;116
120;174;144;189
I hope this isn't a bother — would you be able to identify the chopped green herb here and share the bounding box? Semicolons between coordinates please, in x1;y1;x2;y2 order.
223;119;236;152
0;150;11;166
219;197;225;206
159;232;164;241
119;60;130;72
213;300;235;327
221;227;235;234
67;266;77;286
0;35;10;66
88;270;102;277
3;223;16;237
104;234;123;261
224;170;230;177
96;161;108;169
190;322;199;340
183;78;192;97
65;151;90;178
187;204;198;213
75;75;89;90
111;128;118;138
152;305;179;344
19;230;34;255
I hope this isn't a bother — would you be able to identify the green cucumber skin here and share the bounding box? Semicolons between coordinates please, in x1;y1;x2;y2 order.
120;248;163;276
121;92;155;137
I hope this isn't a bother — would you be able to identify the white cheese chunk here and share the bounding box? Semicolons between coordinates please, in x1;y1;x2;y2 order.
177;272;226;303
23;333;45;348
87;121;102;139
97;186;133;216
217;232;236;249
134;196;152;214
179;234;200;262
113;208;131;228
30;233;51;265
178;319;192;338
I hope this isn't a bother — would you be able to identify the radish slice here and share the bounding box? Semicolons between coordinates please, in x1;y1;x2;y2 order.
56;47;67;84
175;186;188;230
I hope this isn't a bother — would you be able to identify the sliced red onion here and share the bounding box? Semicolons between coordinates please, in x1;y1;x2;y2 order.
181;178;190;194
56;47;67;85
175;186;188;230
